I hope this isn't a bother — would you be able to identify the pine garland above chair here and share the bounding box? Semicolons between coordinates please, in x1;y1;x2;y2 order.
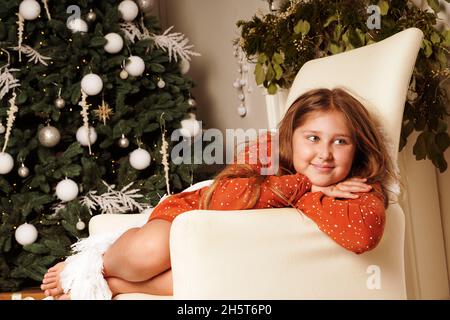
236;0;450;172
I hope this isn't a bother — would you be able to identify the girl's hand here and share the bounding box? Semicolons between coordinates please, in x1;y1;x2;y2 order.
311;177;372;199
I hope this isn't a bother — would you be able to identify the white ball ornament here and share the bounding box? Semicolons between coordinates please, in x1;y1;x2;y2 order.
120;69;129;79
118;0;139;22
56;178;79;202
76;220;86;231
104;33;124;54
129;148;151;170
67;18;88;33
19;0;41;20
76;126;97;146
179;59;190;74
180;113;201;138
0;122;5;134
81;73;103;96
157;78;166;88
238;105;247;117
0;152;14;175
124;56;145;77
15;223;38;246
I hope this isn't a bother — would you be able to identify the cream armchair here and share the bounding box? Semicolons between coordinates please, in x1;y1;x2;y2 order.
89;28;423;300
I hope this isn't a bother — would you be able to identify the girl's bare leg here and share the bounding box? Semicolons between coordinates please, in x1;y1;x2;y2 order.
106;269;173;297
41;219;172;297
102;219;172;282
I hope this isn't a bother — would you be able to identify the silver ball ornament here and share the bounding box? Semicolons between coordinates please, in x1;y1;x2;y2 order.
0;123;5;134
118;135;130;148
137;0;155;14
18;164;30;178
86;10;97;22
38;125;61;147
120;69;129;79
54;97;65;109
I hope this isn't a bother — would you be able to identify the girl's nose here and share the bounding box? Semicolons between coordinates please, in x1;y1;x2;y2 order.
317;146;333;160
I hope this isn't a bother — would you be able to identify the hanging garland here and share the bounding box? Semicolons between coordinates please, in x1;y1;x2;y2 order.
236;0;450;172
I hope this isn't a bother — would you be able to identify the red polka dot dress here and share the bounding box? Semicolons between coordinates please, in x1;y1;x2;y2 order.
148;134;386;254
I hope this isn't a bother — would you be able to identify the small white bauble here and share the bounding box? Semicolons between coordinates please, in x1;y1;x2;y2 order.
18;164;30;178
180;114;201;138
119;69;129;79
81;73;103;96
54;97;65;109
124;56;145;77
86;10;97;22
118;0;139;22
15;223;38;246
76;126;97;146
19;0;41;20
129;148;151;170
0;152;14;175
56;178;79;202
76;220;86;230
104;33;124;54
0;122;5;134
238;105;247;117
67;18;88;33
118;134;130;148
157;78;166;88
187;98;197;107
179;59;190;74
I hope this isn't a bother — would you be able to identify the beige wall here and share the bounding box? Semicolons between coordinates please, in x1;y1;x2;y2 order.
160;0;450;299
161;0;268;132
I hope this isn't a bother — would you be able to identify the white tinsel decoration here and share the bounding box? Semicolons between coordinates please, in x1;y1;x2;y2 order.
0;51;21;100
17;13;24;62
120;21;200;63
41;0;51;20
79;180;147;215
78;90;92;154
119;22;143;44
160;123;170;195
10;45;52;66
152;26;201;63
52;181;147;217
2;92;18;152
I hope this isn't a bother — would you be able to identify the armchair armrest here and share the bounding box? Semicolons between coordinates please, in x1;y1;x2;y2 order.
170;206;406;299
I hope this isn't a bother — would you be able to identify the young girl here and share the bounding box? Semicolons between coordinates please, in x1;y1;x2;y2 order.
40;88;397;299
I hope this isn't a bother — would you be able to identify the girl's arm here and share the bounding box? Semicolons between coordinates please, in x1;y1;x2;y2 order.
208;173;312;210
295;183;385;254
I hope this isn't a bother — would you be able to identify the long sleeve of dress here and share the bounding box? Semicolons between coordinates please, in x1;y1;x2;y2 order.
295;184;386;254
148;133;312;222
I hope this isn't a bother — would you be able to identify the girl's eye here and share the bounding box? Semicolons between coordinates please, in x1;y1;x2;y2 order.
334;139;347;145
307;136;319;142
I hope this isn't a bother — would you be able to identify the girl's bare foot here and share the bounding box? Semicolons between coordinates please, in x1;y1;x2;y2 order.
40;262;66;298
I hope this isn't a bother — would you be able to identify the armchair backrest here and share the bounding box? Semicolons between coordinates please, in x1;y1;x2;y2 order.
284;28;424;166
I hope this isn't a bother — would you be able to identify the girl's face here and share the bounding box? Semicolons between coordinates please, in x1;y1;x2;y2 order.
292;110;356;187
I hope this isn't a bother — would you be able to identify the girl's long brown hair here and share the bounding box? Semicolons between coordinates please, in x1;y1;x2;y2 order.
200;88;398;209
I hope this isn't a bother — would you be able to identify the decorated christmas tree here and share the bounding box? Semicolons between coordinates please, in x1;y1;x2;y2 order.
0;0;202;291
